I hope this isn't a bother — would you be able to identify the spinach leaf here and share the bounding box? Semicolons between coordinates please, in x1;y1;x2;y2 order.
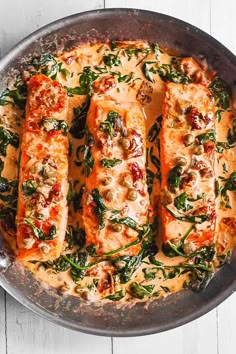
110;71;135;83
146;168;155;195
86;244;98;257
142;61;157;83
99;110;121;138
174;192;193;212
0;177;9;193
22;179;37;196
149;146;161;181
129;282;154;299
24;218;56;241
65;86;85;96
70;252;87;282
174;193;204;213
103;54;121;68
83;130;95;176
168;165;183;190
83;146;94;175
160;286;170;293
216;141;233;153
113;255;142;283
0;89;13;106
44;255;71;272
31;53;67;81
0;77;27;109
48;225;57;240
165;205;209;223
23;218;45;240
92;188;108;230
0;179;18;206
109;216;138;230
221;171;236;196
148;115;162;142
142;268;156;280
105;290;125;301
67;66;98;96
227;118;236;145
208;77;230;109
65;225;77;250
45;251;87;282
42;118;68;135
183;268;214;292
100;158;122;168
73;185;84;212
215;109;225;122
195;129;216;145
124;47;151;61
0;127;19;156
0;159;4;175
157;64;191;84
69;96;90;139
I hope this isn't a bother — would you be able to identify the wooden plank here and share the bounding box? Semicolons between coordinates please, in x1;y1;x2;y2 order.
105;0;211;33
211;2;236;354
113;310;217;354
217;292;236;354
0;0;104;57
5;293;111;354
106;1;217;354
1;2;110;353
211;0;236;54
0;287;6;354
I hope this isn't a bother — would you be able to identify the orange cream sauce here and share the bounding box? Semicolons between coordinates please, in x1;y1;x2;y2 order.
0;41;235;303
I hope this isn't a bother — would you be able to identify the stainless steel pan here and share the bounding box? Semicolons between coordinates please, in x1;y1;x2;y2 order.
0;8;235;337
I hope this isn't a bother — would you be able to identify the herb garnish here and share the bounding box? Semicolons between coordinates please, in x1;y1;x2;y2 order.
66;66;98;96
103;53;121;68
129;282;155;299
42;118;68;135
99;110;121;138
208;77;230;109
220;172;236;208
0;127;19;156
168;165;183;190
24;218;57;241
22;179;37;196
165;205;209;223
69;96;90;139
92;188;109;230
31;53;69;81
195;129;216;145
100;158;122;168
105;290;125;301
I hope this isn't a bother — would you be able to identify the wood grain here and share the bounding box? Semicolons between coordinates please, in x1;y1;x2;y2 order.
0;0;103;57
211;1;236;353
0;1;235;353
211;0;236;53
0;287;6;354
5;293;111;354
113;309;217;354
217;292;236;354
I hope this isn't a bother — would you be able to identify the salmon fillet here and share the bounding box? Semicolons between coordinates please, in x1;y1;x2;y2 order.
17;74;69;261
83;96;149;257
160;82;216;251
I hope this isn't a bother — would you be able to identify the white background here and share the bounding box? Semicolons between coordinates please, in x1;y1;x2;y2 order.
0;1;236;353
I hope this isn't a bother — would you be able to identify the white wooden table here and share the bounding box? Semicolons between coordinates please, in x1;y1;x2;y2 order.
0;1;235;353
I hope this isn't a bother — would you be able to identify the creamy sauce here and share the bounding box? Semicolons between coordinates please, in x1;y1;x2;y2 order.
0;41;235;303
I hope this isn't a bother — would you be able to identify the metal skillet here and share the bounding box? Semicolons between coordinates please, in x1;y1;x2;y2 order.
0;8;235;337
